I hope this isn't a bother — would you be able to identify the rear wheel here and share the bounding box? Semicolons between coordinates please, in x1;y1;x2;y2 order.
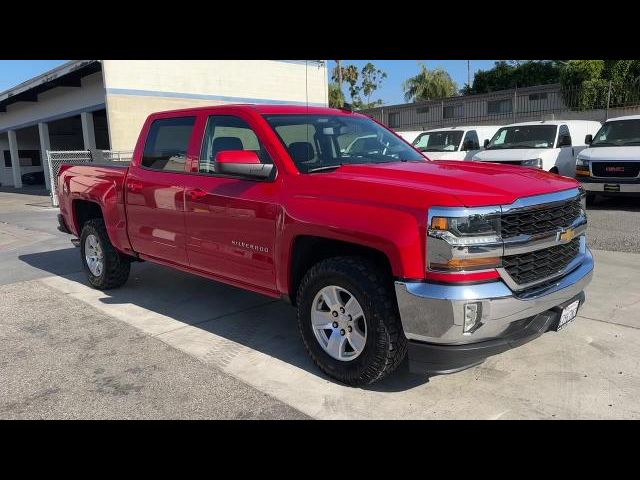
80;219;130;290
296;256;407;386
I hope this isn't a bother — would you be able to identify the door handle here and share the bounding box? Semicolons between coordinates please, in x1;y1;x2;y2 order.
187;188;208;201
127;181;143;193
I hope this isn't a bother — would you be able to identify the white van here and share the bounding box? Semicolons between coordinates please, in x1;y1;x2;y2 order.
394;131;423;144
576;115;640;203
410;126;501;160
472;120;601;177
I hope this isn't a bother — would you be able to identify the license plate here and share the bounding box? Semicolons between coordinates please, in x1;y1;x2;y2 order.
557;300;580;331
604;184;620;192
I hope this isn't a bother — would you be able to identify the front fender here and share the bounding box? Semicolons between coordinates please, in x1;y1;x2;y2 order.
277;196;426;294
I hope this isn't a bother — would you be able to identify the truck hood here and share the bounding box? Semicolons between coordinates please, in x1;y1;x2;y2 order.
578;146;640;161
299;161;579;208
473;148;553;162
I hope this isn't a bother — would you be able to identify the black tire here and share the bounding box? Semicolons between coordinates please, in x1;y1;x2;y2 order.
296;256;407;386
80;218;130;290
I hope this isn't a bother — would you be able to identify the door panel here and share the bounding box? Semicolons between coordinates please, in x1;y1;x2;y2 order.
183;176;279;290
126;166;188;265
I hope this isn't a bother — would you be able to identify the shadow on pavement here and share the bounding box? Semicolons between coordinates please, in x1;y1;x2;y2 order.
18;249;430;391
0;186;49;197
587;195;640;213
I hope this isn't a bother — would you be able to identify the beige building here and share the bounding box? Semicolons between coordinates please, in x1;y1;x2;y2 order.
0;60;328;189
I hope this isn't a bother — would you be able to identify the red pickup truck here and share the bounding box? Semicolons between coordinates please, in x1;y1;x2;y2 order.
56;104;594;386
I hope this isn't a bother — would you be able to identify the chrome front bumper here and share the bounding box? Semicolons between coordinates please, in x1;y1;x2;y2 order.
394;247;594;344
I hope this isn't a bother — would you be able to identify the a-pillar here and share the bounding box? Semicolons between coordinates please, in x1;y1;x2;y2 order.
38;122;52;190
81;111;96;150
7;130;22;189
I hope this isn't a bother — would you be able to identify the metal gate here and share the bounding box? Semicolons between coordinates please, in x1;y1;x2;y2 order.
47;150;133;206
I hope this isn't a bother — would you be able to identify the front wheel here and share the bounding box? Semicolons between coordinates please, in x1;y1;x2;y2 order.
296;256;407;386
80;219;130;290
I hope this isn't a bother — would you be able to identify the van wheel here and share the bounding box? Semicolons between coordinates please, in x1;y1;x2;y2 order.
80;219;130;290
296;256;407;386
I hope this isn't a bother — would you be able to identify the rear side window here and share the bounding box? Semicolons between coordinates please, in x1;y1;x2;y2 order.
142;117;195;171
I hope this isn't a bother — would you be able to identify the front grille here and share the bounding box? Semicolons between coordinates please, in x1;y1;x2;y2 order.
503;238;580;286
501;197;582;239
591;162;640;178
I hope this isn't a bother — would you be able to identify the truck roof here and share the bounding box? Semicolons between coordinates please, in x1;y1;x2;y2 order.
147;104;356;117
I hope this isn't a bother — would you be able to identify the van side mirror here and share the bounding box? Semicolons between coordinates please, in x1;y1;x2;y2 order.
585;134;593;145
558;134;572;147
462;140;474;151
483;139;490;148
215;150;274;179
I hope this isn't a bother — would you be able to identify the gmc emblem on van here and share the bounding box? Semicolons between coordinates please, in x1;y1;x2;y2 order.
606;166;625;173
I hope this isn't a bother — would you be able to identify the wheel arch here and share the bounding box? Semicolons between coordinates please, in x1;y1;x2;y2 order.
288;235;393;306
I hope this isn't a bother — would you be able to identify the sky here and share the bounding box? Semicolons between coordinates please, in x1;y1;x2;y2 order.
0;59;499;105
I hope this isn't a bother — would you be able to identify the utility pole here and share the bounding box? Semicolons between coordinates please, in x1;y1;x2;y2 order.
467;60;471;90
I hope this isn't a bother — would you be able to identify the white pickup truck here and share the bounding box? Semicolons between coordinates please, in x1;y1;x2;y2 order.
472;120;601;177
576;115;640;204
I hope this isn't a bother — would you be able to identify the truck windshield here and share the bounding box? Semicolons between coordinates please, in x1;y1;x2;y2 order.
590;119;640;147
412;131;464;152
486;125;557;150
263;114;425;173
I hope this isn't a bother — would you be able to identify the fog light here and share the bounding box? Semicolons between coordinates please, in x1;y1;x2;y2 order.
463;302;482;334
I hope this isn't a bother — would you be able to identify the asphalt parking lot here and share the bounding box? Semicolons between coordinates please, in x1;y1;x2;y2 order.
1;187;639;419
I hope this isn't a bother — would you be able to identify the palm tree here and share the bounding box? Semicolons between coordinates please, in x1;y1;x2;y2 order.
403;65;458;102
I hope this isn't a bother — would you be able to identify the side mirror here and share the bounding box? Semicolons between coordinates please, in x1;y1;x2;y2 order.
585;134;593;145
558;134;572;147
483;139;490;148
215;150;274;179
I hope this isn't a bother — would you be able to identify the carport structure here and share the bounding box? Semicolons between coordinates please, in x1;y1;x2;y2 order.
0;59;329;190
0;61;108;189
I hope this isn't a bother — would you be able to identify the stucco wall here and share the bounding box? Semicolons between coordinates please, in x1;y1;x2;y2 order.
102;60;328;151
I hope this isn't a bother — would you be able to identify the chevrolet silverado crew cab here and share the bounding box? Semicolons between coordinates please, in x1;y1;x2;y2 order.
56;105;594;386
473;120;601;176
576;115;640;204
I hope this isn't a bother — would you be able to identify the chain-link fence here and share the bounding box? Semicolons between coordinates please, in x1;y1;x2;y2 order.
360;83;640;132
47;149;133;207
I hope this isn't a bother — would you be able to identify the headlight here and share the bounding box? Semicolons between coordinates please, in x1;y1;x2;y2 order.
427;209;502;272
576;158;590;176
521;158;543;169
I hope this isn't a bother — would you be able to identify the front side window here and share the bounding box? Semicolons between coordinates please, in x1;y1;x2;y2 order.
199;115;272;174
412;130;464;152
486;125;558;150
590;119;640;147
142;117;195;171
263;114;425;173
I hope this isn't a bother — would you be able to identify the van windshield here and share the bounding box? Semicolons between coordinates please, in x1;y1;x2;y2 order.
486;125;557;150
263;114;425;173
590;119;640;147
412;131;464;152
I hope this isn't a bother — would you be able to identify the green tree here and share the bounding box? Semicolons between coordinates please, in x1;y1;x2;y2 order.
360;62;387;108
465;60;561;95
332;63;361;105
559;60;608;110
328;82;345;108
403;64;458;102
